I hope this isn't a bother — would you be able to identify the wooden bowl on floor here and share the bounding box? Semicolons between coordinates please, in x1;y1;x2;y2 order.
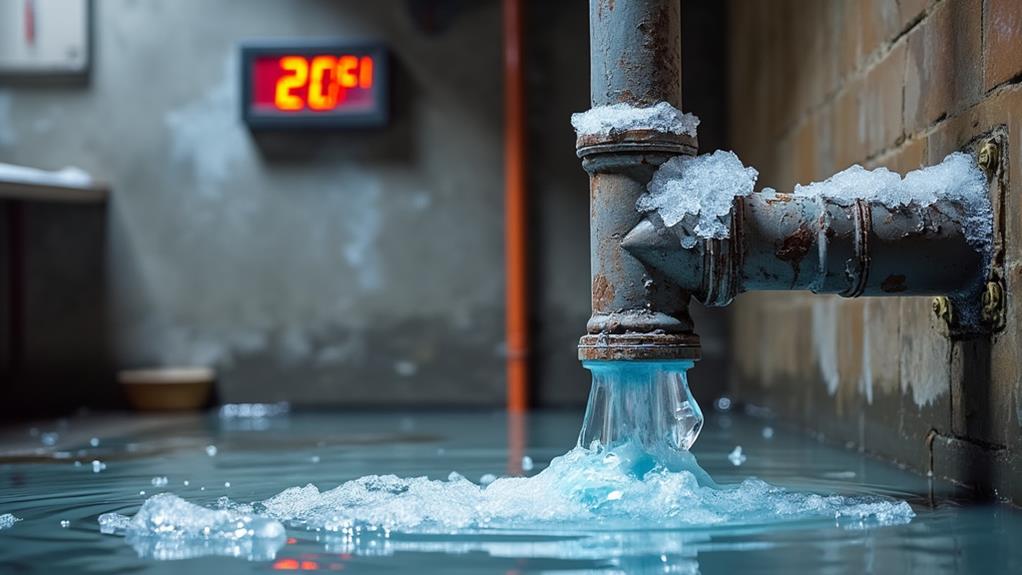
118;367;215;411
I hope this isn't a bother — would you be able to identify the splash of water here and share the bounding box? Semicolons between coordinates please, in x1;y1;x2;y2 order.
97;361;914;560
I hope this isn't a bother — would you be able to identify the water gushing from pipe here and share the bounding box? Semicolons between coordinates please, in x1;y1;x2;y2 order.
579;361;707;481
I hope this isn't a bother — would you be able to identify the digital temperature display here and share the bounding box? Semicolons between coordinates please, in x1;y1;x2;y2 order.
241;41;389;129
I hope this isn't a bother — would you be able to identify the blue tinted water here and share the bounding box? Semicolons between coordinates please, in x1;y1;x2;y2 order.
1;408;1020;573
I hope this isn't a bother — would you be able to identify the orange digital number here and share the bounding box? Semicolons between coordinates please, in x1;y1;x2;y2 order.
308;56;339;110
275;56;308;111
359;56;373;88
337;55;359;88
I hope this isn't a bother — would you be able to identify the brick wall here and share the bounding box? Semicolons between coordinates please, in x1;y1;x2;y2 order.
728;0;1022;502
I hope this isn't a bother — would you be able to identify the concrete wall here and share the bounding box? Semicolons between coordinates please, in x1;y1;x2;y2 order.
0;0;728;415
728;0;1022;502
1;0;511;412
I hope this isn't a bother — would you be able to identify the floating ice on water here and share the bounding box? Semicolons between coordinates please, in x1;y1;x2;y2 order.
638;150;758;244
224;482;231;488
0;513;20;530
249;440;912;533
570;102;699;139
219;402;290;419
793;152;992;253
98;493;286;561
205;445;218;457
521;456;534;471
152;476;169;487
60;520;70;528
92;460;106;473
728;446;747;467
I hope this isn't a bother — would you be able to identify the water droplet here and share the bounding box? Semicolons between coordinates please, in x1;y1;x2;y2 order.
89;437;100;447
727;446;746;466
205;445;218;457
762;426;774;439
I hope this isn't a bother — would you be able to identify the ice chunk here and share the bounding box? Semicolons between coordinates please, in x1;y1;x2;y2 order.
205;445;218;457
521;456;534;471
728;446;747;466
151;476;169;487
479;473;497;485
571;102;699;138
218;402;290;419
92;460;106;473
0;513;20;530
249;440;912;533
98;493;285;561
638;150;758;243
794;152;992;253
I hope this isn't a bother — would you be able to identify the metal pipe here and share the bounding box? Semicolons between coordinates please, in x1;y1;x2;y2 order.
503;0;529;412
577;0;700;362
622;192;987;306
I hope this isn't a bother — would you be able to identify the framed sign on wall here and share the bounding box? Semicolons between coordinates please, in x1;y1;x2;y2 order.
0;0;91;79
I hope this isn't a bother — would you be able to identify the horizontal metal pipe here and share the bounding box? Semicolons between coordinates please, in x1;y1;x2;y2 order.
623;191;987;306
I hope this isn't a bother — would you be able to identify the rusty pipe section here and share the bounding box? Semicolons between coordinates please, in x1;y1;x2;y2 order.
622;192;987;307
577;0;700;361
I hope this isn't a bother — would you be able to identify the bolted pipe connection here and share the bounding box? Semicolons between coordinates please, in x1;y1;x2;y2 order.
577;0;701;361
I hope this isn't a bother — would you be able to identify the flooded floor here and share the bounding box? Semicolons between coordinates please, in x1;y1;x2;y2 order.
1;408;1020;573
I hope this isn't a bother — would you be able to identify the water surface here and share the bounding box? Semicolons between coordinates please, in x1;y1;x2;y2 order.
1;409;1020;573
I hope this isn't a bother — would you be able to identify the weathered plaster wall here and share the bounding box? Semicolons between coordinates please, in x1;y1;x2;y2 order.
728;0;1022;502
0;0;512;411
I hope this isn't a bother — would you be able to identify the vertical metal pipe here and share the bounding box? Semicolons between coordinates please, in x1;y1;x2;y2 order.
503;0;529;412
578;0;699;361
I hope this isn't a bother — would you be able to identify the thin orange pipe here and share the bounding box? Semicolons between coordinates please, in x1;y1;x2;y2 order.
503;0;528;413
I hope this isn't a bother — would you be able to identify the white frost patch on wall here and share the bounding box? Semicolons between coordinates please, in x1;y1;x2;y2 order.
812;298;840;396
637;150;758;246
860;304;873;404
794;152;992;254
165;55;249;199
339;178;383;291
0;91;16;146
571;102;699;138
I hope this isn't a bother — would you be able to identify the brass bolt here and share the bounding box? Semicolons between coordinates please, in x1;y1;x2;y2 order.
978;140;999;176
981;280;1005;329
932;296;953;326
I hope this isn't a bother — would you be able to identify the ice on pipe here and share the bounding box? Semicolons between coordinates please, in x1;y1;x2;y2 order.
0;513;20;530
637;150;759;245
571;102;699;138
98;493;286;561
793;152;992;253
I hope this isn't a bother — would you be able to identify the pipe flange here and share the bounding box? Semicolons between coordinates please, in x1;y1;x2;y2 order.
576;129;697;159
578;332;701;361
